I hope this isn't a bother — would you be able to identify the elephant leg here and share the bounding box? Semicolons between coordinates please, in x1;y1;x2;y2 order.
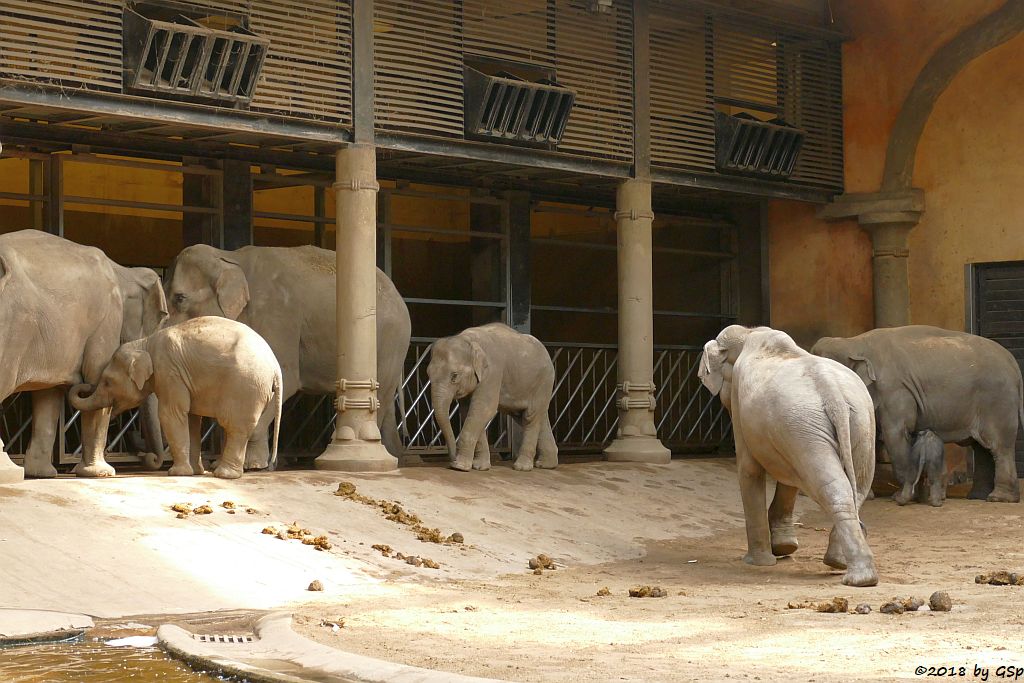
161;401;193;477
768;482;799;556
513;408;543;472
802;453;878;587
188;413;205;475
244;373;296;470
472;430;491;471
74;406;116;478
736;443;775;567
452;387;499;472
882;424;915;506
535;413;558;469
967;443;996;500
214;430;248;480
24;388;62;478
925;446;946;507
987;444;1020;503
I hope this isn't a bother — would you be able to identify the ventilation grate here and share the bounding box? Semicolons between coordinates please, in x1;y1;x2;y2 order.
192;634;255;644
123;3;269;106
464;66;575;146
714;112;805;179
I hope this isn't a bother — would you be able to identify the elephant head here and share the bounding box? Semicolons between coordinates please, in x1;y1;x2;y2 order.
70;342;155;417
427;336;488;462
810;337;878;388
698;325;767;410
164;245;250;326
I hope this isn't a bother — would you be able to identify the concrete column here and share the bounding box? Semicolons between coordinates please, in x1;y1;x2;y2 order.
316;145;397;472
864;220;915;328
604;179;671;464
0;452;25;484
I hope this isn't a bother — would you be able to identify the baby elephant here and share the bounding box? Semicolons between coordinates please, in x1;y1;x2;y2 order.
428;322;557;472
70;317;282;479
908;430;945;507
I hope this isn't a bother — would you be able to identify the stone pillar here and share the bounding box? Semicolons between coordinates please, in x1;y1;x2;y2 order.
0;452;25;484
316;145;397;472
604;179;671;464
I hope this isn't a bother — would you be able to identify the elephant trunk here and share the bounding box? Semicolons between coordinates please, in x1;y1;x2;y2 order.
431;385;457;463
140;393;164;459
69;383;110;412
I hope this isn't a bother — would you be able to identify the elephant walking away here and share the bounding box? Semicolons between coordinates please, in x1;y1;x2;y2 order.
812;326;1022;504
164;244;411;467
0;230;166;481
910;430;945;507
428;323;557;472
69;317;282;480
700;325;879;587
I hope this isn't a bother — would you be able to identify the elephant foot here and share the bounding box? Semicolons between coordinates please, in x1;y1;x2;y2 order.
23;461;58;479
471;461;491;471
841;562;879;587
891;487;915;506
928;487;945;507
243;441;271;470
74;461;116;478
743;550;777;567
512;458;535;472
535;457;558;470
214;465;242;480
168;464;194;477
823;547;847;570
770;531;799;557
449;459;472;472
986;486;1021;503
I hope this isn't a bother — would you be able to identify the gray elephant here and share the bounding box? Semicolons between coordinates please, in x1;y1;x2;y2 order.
0;230;166;482
69;317;282;480
909;430;945;507
811;325;1022;504
699;325;878;587
163;244;411;467
428;323;557;472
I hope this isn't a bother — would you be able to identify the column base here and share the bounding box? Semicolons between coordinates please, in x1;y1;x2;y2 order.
604;436;671;464
316;440;398;472
0;453;25;484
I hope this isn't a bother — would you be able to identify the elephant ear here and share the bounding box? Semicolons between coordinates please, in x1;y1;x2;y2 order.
126;349;154;391
698;340;725;396
848;353;877;385
469;340;488;383
0;254;11;297
136;268;168;334
214;257;250;320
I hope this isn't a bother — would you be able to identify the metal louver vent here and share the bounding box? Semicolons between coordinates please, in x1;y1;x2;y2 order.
714;112;805;179
464;66;575;147
123;2;269;106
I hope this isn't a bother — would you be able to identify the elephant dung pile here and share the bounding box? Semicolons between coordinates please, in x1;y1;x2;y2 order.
528;554;556;574
787;597;849;613
629;586;668;598
170;500;254;519
333;481;464;546
261;522;332;551
371;542;441;570
879;597;925;615
975;571;1024;586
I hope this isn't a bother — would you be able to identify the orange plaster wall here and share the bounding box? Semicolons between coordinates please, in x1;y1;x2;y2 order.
768;0;1010;343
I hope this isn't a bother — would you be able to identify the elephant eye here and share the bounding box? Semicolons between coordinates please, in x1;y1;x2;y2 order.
173;293;187;305
450;372;458;383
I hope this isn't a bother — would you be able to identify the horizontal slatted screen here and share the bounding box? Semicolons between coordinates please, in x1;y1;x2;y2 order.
375;0;633;162
650;3;843;190
0;0;352;124
0;0;124;91
974;262;1024;475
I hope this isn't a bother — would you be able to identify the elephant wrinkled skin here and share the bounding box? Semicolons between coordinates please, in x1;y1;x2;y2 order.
700;325;879;587
812;325;1023;504
0;230;166;480
428;323;557;472
70;317;282;480
164;244;411;467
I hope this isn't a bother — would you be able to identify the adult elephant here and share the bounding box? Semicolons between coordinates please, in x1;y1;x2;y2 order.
812;325;1023;504
163;244;411;466
0;230;167;481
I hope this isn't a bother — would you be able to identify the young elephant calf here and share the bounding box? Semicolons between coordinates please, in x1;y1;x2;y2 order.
69;317;282;479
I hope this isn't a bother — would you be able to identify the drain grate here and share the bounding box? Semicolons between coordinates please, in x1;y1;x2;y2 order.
192;634;255;644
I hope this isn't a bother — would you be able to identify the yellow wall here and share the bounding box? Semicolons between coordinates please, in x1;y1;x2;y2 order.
768;0;1023;344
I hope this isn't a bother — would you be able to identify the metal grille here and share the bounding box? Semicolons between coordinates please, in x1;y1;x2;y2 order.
972;262;1024;475
0;0;352;124
375;0;633;161
649;3;843;190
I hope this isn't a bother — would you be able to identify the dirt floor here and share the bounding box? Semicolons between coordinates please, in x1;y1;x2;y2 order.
3;457;1024;681
291;462;1024;683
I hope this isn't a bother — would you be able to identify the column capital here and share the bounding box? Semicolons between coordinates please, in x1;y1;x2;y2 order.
817;188;925;228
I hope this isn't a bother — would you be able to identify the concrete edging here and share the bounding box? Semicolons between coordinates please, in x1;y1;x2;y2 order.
158;611;508;683
0;609;93;648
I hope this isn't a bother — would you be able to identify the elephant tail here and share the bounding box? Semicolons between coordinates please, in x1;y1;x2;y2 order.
823;388;859;505
398;376;409;441
268;370;283;472
1018;371;1024;434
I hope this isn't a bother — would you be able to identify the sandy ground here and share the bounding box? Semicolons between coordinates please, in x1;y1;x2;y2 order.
2;458;1024;681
